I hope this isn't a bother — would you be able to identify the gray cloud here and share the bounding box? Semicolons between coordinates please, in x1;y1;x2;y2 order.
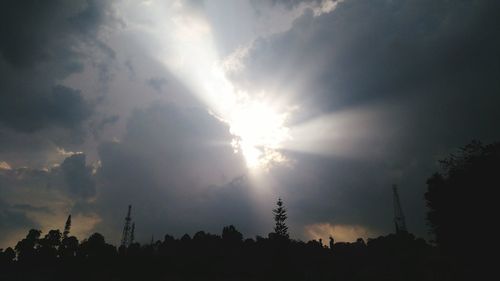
0;154;96;201
0;199;38;247
229;0;500;238
264;0;323;9
0;153;97;247
0;0;109;67
0;85;92;133
239;0;500;113
146;77;169;93
0;0;118;186
1;0;500;247
0;0;112;133
90;114;120;139
11;204;53;214
90;103;247;243
59;154;96;198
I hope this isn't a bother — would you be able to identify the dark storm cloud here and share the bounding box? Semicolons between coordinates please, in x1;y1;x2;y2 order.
200;176;262;236
233;0;500;237
0;153;96;247
241;0;500;113
0;0;112;132
90;104;249;243
11;204;53;214
1;0;499;246
0;85;92;133
0;154;96;200
60;154;96;198
0;199;38;246
268;152;411;233
0;0;108;67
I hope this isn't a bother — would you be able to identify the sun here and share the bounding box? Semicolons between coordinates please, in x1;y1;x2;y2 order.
227;100;290;169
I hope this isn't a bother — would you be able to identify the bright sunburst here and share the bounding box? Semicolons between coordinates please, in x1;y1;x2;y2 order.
149;3;291;170
227;99;290;168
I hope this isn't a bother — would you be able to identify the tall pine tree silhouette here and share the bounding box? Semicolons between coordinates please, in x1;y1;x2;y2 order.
63;215;71;239
273;198;289;239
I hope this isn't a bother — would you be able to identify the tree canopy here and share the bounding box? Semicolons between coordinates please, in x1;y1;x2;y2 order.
425;141;499;266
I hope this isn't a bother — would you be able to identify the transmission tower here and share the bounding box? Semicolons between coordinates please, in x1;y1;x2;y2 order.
392;185;407;234
121;205;133;247
130;223;135;244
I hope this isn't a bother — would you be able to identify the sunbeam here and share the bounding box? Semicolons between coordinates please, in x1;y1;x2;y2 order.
119;1;382;171
283;105;393;159
134;1;292;170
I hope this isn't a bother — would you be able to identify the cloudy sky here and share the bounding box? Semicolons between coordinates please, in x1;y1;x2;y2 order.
1;0;499;247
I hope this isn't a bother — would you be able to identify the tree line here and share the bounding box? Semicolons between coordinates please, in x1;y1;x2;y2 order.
1;140;497;280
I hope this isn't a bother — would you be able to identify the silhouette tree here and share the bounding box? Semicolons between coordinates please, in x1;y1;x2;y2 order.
1;224;439;281
38;229;62;261
78;233;116;259
63;214;71;239
15;229;41;262
425;140;499;271
272;198;289;239
180;233;191;242
59;235;79;259
0;247;15;264
222;225;243;244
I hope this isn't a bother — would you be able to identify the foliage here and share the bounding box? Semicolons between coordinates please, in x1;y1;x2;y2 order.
425;141;499;258
0;226;439;281
272;198;289;239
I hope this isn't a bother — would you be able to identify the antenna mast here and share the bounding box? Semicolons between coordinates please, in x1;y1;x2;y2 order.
130;223;135;244
392;185;407;234
121;205;132;247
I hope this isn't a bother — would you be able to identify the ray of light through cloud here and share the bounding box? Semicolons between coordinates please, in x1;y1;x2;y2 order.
119;1;296;170
1;0;499;254
283;105;394;159
114;0;354;173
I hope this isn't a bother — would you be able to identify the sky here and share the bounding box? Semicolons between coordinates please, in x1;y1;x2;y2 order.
1;0;499;248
